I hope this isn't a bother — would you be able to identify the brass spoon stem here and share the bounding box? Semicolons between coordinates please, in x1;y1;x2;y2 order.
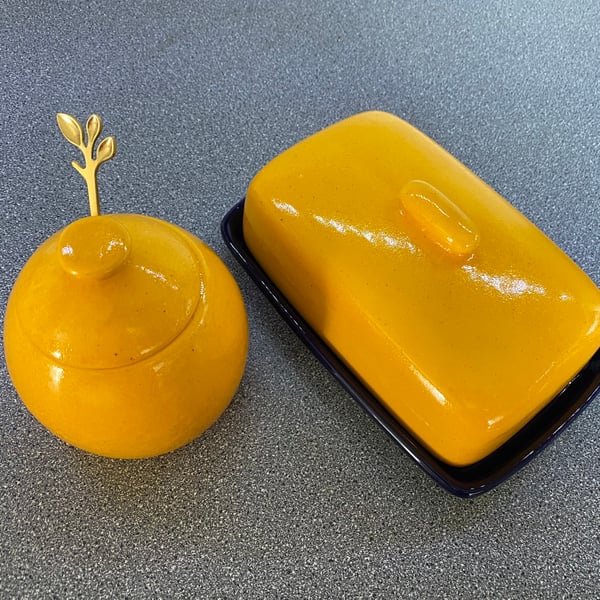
86;170;100;217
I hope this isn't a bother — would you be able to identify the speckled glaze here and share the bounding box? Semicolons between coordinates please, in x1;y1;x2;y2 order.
4;214;248;458
243;111;600;467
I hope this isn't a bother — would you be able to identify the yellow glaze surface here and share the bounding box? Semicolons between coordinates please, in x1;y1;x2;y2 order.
4;214;248;458
243;110;600;466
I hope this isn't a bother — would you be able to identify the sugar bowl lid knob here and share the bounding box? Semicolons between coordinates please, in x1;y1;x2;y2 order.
57;215;131;278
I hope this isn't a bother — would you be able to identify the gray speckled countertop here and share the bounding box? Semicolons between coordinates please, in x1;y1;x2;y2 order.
1;1;599;598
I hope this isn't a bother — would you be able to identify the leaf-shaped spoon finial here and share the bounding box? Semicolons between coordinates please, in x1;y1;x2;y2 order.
57;113;116;216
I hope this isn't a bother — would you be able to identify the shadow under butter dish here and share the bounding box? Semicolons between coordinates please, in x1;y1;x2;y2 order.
242;111;600;467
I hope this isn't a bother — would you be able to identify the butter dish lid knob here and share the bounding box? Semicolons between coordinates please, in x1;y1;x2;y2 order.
400;179;480;258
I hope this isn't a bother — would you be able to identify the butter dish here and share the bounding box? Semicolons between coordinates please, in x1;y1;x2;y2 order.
222;111;600;495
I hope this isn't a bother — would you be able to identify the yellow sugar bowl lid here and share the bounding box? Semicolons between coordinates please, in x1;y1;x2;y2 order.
12;213;205;370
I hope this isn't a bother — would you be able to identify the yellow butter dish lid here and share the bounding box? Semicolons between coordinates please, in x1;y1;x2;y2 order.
222;111;600;495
